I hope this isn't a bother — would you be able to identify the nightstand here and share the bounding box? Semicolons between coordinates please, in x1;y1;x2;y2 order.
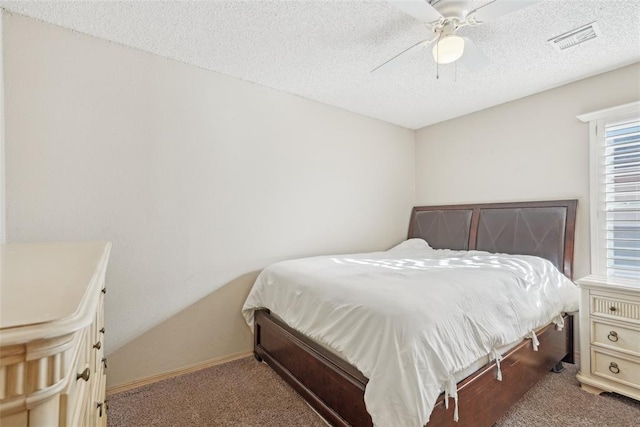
576;275;640;401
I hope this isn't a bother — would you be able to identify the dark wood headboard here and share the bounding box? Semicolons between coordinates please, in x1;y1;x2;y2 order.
407;200;577;279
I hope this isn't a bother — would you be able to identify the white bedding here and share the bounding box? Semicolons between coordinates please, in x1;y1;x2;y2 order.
268;309;523;388
242;239;579;427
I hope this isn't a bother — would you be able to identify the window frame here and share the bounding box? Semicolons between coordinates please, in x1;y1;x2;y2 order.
578;101;640;279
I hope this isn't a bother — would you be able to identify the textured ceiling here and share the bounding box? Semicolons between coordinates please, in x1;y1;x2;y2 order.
1;0;639;129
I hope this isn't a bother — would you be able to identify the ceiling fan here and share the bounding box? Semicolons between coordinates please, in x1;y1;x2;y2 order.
372;0;540;73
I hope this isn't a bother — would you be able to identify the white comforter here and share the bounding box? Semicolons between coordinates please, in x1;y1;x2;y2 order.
242;239;579;426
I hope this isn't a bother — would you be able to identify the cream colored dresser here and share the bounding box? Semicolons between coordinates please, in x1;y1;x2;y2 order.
576;275;640;401
0;242;112;427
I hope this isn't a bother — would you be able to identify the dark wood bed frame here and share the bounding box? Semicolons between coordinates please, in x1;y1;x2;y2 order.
253;200;578;427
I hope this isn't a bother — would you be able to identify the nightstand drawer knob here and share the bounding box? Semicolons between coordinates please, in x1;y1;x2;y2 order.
607;331;619;342
609;362;620;374
609;306;617;312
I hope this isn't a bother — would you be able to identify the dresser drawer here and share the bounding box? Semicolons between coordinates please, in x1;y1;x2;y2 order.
591;292;640;324
592;320;640;357
91;296;105;379
92;370;108;427
592;349;640;390
59;328;91;426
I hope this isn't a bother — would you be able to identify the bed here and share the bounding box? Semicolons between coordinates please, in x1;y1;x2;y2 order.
243;200;578;427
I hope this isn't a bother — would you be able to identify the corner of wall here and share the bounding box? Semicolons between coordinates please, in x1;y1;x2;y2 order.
105;271;257;389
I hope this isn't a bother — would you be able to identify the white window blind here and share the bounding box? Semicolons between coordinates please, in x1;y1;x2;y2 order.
603;118;640;279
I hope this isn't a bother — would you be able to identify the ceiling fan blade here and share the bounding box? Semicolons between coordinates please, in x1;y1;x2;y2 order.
389;0;443;23
467;0;540;23
458;37;489;72
371;39;432;73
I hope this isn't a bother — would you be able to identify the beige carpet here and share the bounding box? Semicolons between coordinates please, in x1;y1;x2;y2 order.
107;358;640;427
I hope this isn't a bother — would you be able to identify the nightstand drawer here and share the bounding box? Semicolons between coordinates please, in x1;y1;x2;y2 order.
592;321;640;357
592;350;640;389
591;292;640;323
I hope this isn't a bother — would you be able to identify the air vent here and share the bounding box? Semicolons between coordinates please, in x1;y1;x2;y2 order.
548;22;601;51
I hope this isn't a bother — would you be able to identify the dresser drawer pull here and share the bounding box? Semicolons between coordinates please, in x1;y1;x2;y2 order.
609;362;620;374
609;306;617;312
99;327;105;334
76;367;90;382
97;402;103;417
102;357;108;369
101;287;107;294
607;331;619;342
93;341;101;350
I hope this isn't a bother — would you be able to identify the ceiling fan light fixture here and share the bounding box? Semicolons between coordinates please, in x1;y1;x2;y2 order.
432;35;465;64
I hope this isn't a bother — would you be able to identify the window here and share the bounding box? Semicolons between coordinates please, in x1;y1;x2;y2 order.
579;101;640;280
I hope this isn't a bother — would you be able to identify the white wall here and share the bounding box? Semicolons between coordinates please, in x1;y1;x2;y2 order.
3;12;415;370
0;11;5;244
415;63;640;281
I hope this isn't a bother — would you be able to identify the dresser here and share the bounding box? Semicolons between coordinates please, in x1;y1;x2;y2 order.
576;275;640;401
0;242;112;427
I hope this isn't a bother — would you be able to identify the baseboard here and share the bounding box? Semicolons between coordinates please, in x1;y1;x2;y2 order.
106;350;253;395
